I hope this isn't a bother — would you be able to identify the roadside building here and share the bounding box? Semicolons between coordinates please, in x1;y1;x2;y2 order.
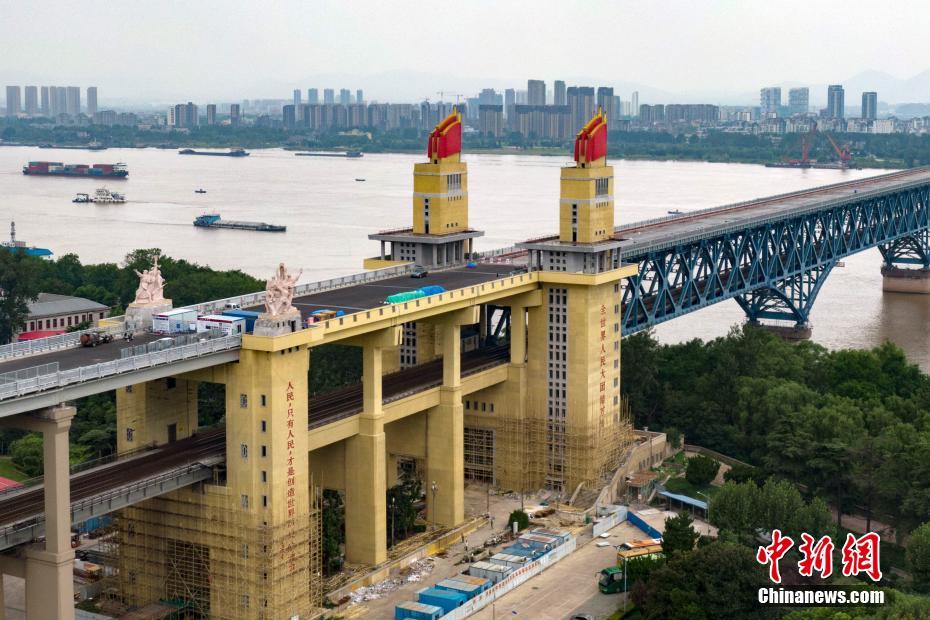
19;293;110;336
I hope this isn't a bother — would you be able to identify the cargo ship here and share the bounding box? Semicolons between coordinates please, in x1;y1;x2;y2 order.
2;222;52;258
193;214;285;232
22;161;128;178
179;148;249;157
294;151;363;158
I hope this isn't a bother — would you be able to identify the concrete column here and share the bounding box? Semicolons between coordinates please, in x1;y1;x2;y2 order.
427;319;464;527
25;405;75;620
345;337;388;565
380;241;386;261
0;573;5;620
509;306;526;365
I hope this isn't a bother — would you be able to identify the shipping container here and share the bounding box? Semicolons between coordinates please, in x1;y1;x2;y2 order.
416;587;467;614
447;574;491;592
196;314;246;336
153;308;198;334
435;578;482;600
221;309;260;332
517;533;559;551
468;560;512;583
394;600;444;620
489;552;531;571
528;527;571;546
501;544;544;560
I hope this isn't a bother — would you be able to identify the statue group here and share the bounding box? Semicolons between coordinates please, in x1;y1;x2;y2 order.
265;263;302;316
133;256;166;305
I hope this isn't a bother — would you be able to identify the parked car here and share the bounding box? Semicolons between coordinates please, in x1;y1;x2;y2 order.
411;266;429;278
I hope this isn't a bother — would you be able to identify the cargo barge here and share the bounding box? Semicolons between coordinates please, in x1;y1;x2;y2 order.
294;151;362;158
193;214;285;232
22;161;128;178
179;148;249;157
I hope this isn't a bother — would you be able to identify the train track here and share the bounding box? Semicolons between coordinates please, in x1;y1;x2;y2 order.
0;347;512;529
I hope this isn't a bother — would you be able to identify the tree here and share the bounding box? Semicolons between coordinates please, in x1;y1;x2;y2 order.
907;521;930;592
709;481;760;538
0;249;40;343
10;434;43;477
662;512;699;557
507;510;530;532
724;464;761;485
386;472;422;544
637;542;773;620
321;490;345;575
686;455;720;487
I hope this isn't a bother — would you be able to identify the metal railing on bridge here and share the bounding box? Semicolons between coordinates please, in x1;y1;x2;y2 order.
0;323;126;363
0;362;59;385
0;335;242;402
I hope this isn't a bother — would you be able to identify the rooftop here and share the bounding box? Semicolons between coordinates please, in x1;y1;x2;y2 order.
28;293;108;319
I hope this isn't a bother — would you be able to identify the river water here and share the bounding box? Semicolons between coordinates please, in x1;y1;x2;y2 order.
2;147;928;368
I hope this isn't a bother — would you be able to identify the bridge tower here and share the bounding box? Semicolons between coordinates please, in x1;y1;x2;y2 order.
515;110;636;494
367;109;484;270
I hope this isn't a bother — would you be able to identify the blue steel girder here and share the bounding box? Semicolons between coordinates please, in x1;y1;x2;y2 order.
620;184;930;335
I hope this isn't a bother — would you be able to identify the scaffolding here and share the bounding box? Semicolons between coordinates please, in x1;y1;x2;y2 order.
106;479;323;619
478;396;634;499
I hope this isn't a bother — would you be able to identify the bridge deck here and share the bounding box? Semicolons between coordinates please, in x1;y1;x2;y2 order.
614;167;930;254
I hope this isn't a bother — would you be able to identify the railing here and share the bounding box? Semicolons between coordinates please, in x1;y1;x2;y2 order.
0;335;241;401
0;322;126;363
0;362;59;385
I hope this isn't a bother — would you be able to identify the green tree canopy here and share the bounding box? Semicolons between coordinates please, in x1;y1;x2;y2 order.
686;454;720;487
662;512;699;557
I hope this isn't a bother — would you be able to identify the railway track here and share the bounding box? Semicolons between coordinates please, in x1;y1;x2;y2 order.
0;347;511;529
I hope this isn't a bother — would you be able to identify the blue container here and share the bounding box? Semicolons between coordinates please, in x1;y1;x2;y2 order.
395;600;443;620
78;515;113;534
435;578;482;600
222;309;260;332
417;587;467;614
503;543;544;559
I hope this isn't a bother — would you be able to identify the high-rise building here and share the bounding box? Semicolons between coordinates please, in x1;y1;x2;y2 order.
339;89;351;106
478;89;502;107
40;86;49;116
827;85;845;119
356;89;363;105
86;86;97;117
283;104;296;129
323;89;335;105
48;86;58;116
554;80;566;106
308;88;319;105
206;104;217;125
788;87;809;115
293;89;301;107
861;91;877;120
55;87;67;117
596;87;614;123
24;86;38;116
478;104;504;137
631;91;639;118
5;86;21;116
229;103;241;126
527;79;546;106
504;88;515;120
66;86;81;116
173;102;199;127
760;87;781;116
566;86;595;132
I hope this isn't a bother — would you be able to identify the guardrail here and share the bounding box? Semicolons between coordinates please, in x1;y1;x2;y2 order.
0;362;59;385
0;335;241;402
0;322;126;363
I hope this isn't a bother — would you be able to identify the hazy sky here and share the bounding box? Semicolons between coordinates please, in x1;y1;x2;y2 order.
3;0;930;104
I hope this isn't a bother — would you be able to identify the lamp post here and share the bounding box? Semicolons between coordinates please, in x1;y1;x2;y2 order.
391;496;396;549
431;481;438;530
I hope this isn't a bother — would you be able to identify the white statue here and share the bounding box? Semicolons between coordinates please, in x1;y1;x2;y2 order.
264;263;302;316
133;256;166;304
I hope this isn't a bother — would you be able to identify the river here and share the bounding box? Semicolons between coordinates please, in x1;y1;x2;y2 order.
2;146;928;368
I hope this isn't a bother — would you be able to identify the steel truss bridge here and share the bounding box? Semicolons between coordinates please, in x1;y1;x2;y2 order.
618;167;930;334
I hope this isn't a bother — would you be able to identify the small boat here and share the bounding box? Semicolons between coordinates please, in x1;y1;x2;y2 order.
195;189;207;194
668;209;684;215
355;178;366;182
194;213;286;232
91;187;125;204
73;193;91;203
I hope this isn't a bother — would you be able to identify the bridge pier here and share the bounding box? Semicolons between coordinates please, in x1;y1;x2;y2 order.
881;265;930;294
20;405;75;620
752;321;813;341
344;331;394;565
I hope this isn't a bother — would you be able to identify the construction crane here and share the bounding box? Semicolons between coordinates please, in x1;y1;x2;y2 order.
824;132;853;168
436;91;465;104
788;123;817;167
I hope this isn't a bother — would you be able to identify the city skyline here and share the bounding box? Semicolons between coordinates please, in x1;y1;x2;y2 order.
3;0;930;104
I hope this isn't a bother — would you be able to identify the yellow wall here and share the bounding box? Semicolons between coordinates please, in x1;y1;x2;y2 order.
558;164;615;244
116;377;198;454
412;160;469;234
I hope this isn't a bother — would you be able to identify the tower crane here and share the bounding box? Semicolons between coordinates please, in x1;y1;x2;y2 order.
824;132;853;168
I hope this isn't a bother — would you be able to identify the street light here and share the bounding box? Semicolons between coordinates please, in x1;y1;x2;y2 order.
431;481;438;530
391;496;396;549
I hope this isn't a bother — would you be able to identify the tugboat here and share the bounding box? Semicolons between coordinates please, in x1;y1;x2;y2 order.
195;189;207;194
91;188;126;204
73;193;92;203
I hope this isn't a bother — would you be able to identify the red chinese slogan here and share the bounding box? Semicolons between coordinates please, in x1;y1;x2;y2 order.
756;530;882;583
599;304;607;418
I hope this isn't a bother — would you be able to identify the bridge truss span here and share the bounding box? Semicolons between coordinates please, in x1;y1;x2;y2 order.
621;179;930;333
